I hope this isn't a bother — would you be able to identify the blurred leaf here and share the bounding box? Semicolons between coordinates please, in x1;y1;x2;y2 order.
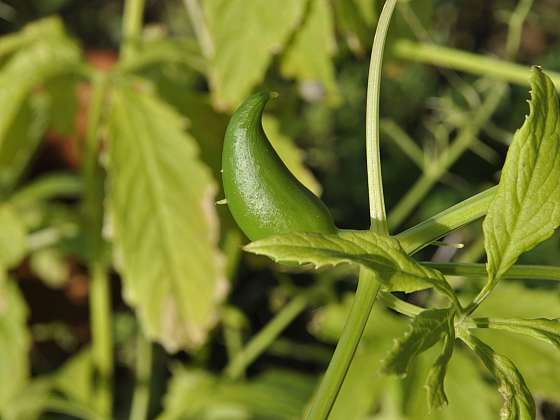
108;84;226;352
461;333;535;420
54;348;92;405
30;247;71;289
483;69;560;287
1;378;51;420
44;75;78;136
263;115;321;195
0;17;65;60
332;0;370;55
281;0;340;104
158;367;315;420
0;35;81;150
0;205;27;268
203;0;306;109
245;231;456;300
0;278;30;413
0;94;49;191
476;283;560;402
381;308;454;377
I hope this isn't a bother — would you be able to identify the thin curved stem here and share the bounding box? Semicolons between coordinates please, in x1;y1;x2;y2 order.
129;332;152;420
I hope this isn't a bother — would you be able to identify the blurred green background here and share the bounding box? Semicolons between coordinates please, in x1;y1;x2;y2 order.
0;0;559;419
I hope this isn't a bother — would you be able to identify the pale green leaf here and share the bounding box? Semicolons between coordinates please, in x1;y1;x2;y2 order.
0;36;81;150
1;378;51;420
0;94;49;190
245;230;457;301
281;0;340;104
0;206;27;268
0;277;30;412
29;247;71;289
0;16;65;59
461;334;535;420
203;0;306;109
263;115;322;195
474;317;560;350
483;68;560;285
108;84;226;352
44;75;78;136
381;308;454;377
425;314;455;411
54;348;92;404
157;367;315;420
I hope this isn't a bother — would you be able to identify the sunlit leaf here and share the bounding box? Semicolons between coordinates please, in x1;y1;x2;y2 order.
108;84;226;352
0;206;27;268
203;0;306;109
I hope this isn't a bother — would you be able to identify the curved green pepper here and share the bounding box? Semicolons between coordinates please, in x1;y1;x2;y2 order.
222;92;336;241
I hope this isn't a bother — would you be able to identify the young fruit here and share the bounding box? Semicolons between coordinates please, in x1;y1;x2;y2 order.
222;92;336;241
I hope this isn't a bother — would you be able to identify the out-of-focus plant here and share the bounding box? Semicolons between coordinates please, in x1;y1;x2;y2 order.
0;0;559;419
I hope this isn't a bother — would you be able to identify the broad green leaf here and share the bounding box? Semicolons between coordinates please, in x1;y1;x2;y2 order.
281;0;340;104
203;0;306;109
245;230;457;301
461;334;535;420
483;68;560;286
158;367;315;420
0;206;27;268
0;94;48;191
1;378;51;420
381;308;454;377
263;115;322;195
108;84;226;352
0;36;81;149
0;278;30;412
425;314;455;411
44;75;78;136
474;317;560;350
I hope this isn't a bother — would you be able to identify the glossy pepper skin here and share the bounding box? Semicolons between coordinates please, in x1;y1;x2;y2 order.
222;92;337;241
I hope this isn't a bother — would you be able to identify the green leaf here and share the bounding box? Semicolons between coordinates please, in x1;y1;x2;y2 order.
263;115;322;195
30;247;71;289
281;0;340;104
0;206;27;268
0;16;65;59
0;94;49;191
44;75;78;136
0;36;81;151
461;333;535;420
203;0;306;109
474;317;560;350
1;378;51;420
381;308;454;377
0;277;30;412
425;314;455;411
108;84;227;352
245;230;457;301
158;367;315;420
54;348;92;405
483;68;560;286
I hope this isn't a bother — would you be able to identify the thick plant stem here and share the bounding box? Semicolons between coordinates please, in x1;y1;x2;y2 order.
122;0;145;61
225;294;309;380
83;72;112;418
90;264;113;418
305;270;380;420
129;333;152;420
391;39;560;89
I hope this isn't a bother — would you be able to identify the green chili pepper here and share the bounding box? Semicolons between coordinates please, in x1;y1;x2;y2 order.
222;92;336;241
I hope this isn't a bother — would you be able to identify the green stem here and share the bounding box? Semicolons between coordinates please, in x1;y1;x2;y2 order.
89;263;113;418
225;294;309;380
45;397;104;420
391;39;560;88
83;73;112;418
388;83;506;229
423;262;560;281
395;186;495;255
305;270;380;420
378;291;423;317
121;0;146;62
183;0;215;59
305;2;397;418
129;333;152;420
